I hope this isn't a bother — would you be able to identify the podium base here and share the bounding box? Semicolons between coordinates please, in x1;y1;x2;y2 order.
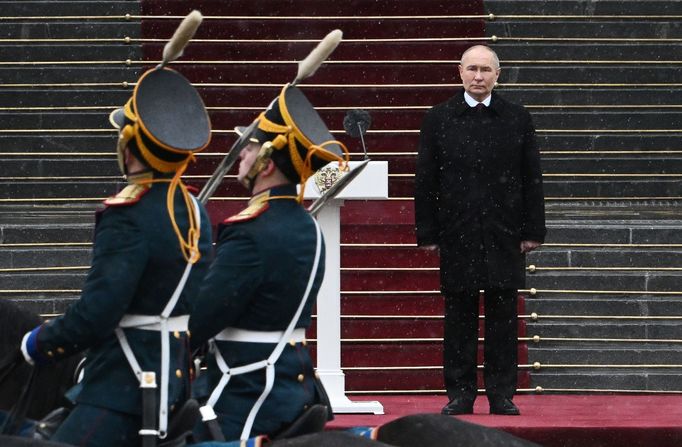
317;369;384;414
330;394;384;414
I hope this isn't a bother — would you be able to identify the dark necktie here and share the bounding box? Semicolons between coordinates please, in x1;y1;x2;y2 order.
475;103;486;114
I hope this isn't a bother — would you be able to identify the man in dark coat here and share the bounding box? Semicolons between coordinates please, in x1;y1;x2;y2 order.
19;66;213;446
414;45;546;416
189;85;346;442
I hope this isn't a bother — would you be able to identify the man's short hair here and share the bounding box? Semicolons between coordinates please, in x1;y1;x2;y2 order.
460;45;500;69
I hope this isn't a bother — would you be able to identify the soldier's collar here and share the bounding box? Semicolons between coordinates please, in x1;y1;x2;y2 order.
126;170;154;185
248;183;298;206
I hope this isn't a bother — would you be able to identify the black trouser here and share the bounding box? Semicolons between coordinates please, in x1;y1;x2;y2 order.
443;288;518;402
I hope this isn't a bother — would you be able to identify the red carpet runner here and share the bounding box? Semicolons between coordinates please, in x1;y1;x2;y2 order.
328;394;682;447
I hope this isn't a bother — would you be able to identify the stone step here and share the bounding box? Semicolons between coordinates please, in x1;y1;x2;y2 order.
342;246;682;269
528;346;682;365
0;272;87;290
498;66;682;85
8;177;682;203
493;42;679;60
527;270;682;292
3;135;680;165
529;371;682;391
5;107;681;131
529;247;682;268
3;158;119;177
5;87;682;109
2;296;80;316
487;20;682;38
0;22;139;40
527;321;682;339
139;39;675;64
525;297;682;317
146;22;484;45
2;67;140;84
0;89;135;108
2;111;118;129
0;44;140;61
0;1;138;16
0;246;91;269
11;152;682;175
0;219;95;244
535;134;682;151
379;154;682;173
541;179;682;198
1;181;121;200
390;178;682;201
9;265;681;294
485;0;682;15
6;62;679;85
142;0;482;16
4;132;677;159
546;220;682;244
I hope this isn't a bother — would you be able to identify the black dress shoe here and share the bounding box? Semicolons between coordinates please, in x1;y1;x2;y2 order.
441;397;474;415
489;397;520;415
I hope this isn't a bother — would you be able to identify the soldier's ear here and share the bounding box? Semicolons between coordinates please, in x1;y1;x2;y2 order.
260;159;277;177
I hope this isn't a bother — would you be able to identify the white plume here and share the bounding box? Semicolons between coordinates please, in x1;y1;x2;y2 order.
294;29;343;84
161;10;203;67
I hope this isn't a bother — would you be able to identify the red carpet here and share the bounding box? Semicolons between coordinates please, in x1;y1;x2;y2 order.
327;394;682;447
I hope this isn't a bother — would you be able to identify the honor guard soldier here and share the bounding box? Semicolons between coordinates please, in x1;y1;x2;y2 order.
19;62;213;446
189;84;349;442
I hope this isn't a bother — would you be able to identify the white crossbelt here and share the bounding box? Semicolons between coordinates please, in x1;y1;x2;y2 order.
214;327;306;344
115;195;201;440
202;216;322;441
119;314;189;332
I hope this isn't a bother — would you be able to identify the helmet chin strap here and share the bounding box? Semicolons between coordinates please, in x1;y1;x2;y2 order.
241;142;275;192
116;131;153;182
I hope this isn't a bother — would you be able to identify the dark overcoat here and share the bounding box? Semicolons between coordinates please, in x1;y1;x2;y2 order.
414;89;546;293
189;184;326;440
27;183;213;415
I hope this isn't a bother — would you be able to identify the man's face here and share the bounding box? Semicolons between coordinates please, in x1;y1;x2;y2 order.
237;142;260;185
458;47;500;102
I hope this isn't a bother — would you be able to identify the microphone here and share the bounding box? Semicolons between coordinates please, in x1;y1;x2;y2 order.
343;109;371;159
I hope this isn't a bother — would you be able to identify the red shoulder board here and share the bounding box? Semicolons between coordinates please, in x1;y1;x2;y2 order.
223;200;269;224
103;184;150;207
186;184;200;195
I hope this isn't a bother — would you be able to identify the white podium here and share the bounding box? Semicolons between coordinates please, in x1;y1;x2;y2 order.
303;161;388;414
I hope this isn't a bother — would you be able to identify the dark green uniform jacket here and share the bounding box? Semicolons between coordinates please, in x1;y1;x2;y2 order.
31;182;213;415
189;184;326;439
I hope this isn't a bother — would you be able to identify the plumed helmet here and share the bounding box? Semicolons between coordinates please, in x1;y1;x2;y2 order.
241;84;346;185
109;67;211;174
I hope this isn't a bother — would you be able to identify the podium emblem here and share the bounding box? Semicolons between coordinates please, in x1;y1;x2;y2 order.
313;163;348;194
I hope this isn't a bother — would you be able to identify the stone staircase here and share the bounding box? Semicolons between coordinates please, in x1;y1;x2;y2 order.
1;0;682;395
486;0;682;392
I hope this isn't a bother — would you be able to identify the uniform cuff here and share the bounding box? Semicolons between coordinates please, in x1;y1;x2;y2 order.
20;325;42;365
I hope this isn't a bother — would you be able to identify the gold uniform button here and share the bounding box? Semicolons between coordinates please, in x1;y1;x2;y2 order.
297;374;305;383
302;339;308;346
289;340;296;347
176;369;183;379
46;350;54;357
57;347;65;354
173;331;180;339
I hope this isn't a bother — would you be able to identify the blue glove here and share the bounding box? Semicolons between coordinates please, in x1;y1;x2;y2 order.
20;325;43;365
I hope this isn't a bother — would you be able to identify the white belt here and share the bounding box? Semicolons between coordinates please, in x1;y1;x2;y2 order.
214;327;306;344
119;314;189;332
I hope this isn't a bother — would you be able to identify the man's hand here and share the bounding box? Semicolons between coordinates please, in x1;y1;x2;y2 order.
520;240;541;254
